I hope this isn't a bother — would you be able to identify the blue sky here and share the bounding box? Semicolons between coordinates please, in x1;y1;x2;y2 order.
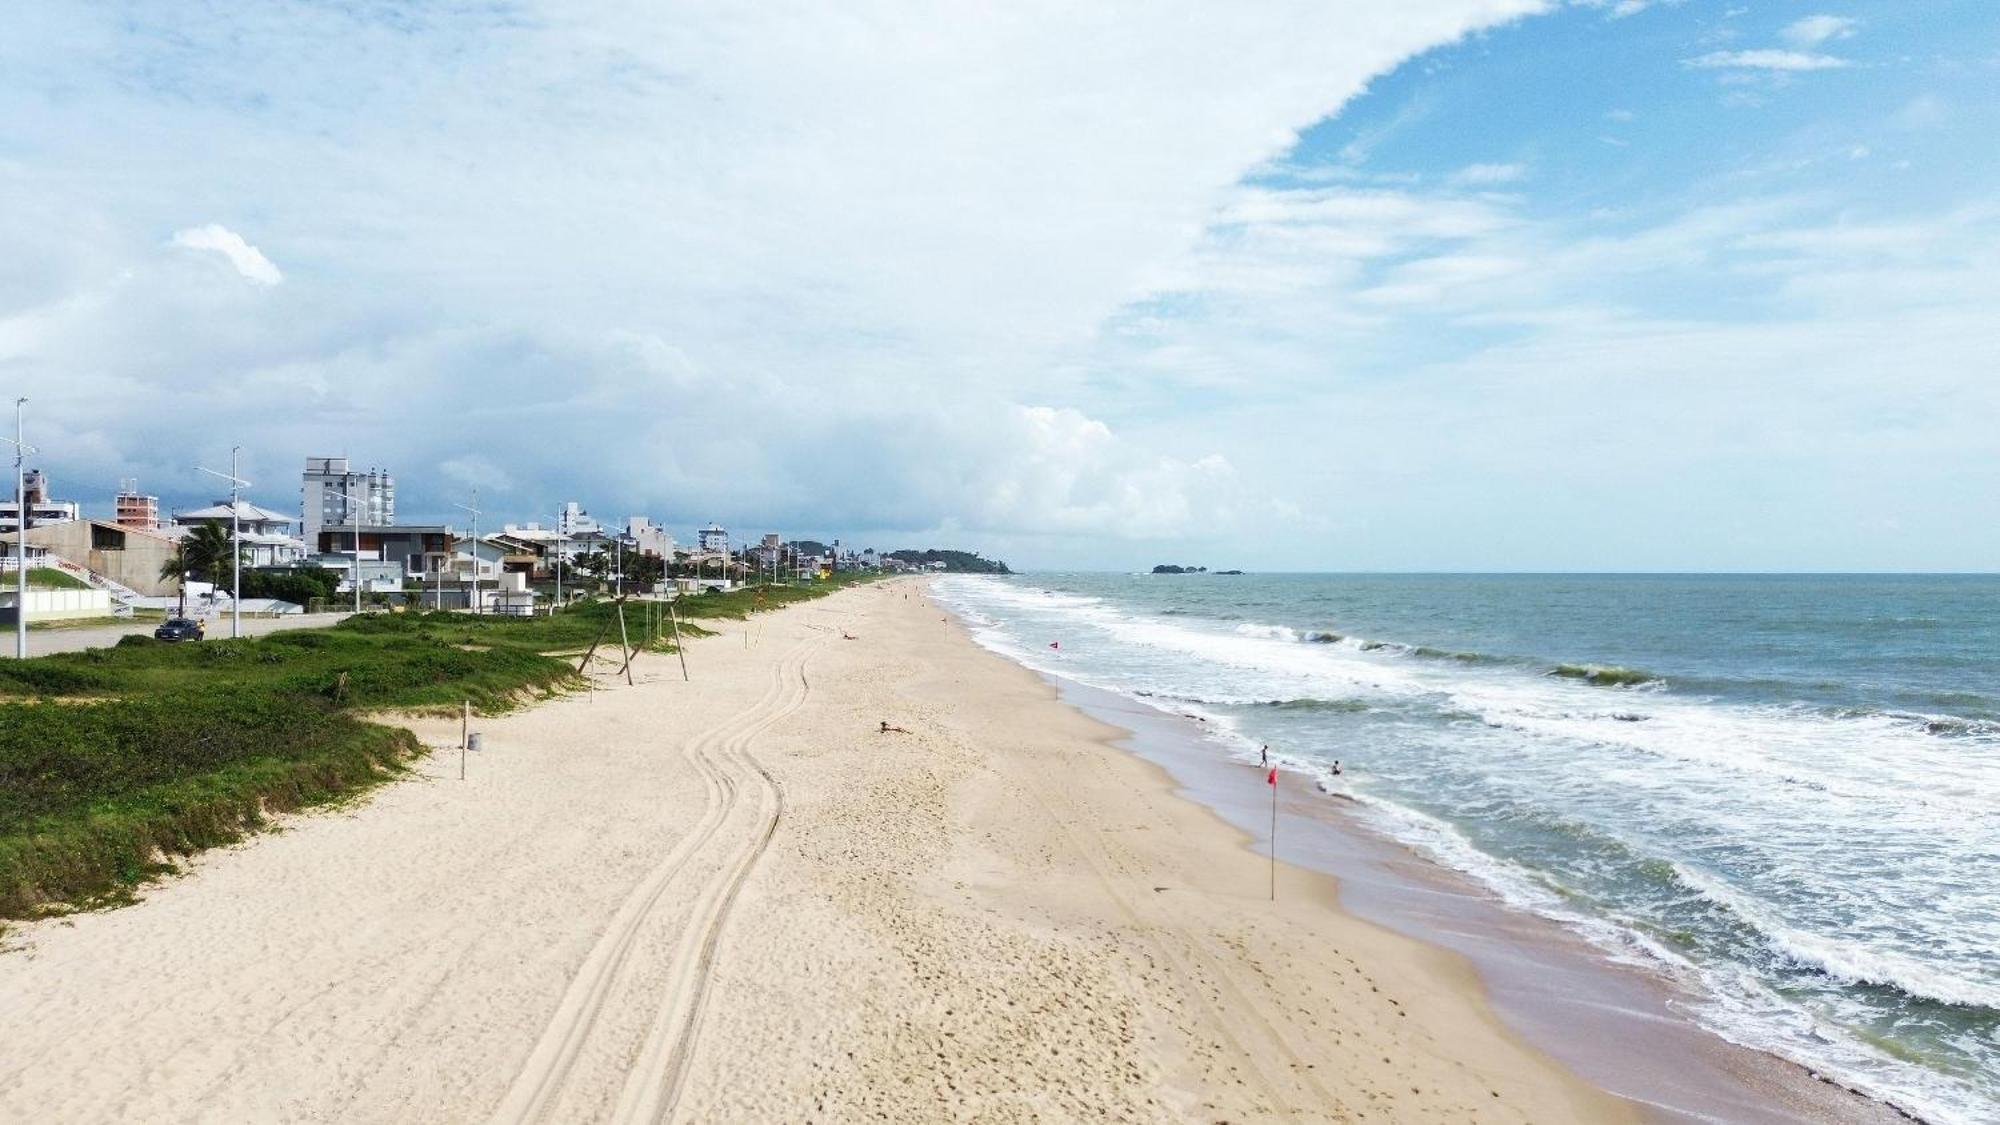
1;1;1995;569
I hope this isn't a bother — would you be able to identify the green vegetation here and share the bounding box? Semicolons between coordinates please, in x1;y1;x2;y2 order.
240;567;341;606
159;522;238;590
887;548;1010;574
23;568;89;591
678;572;877;620
0;581;866;926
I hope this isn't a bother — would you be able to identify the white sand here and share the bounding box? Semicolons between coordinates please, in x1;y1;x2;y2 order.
0;581;1632;1122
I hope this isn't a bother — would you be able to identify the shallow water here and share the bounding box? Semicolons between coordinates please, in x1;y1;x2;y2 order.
934;573;2000;1125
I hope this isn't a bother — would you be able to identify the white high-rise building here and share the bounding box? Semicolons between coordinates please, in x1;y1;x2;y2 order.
558;501;602;537
301;457;395;547
697;524;728;554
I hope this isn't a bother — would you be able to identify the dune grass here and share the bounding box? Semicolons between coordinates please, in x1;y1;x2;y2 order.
0;583;870;925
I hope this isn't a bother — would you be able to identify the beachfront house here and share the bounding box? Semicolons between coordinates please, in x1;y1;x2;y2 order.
173;500;308;567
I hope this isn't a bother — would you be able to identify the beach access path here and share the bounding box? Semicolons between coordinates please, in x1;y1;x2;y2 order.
0;580;1631;1122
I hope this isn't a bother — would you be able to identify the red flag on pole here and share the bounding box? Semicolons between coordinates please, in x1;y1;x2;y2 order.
1267;767;1277;786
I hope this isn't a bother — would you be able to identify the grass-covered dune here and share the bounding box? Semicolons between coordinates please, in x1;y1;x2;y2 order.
0;578;873;926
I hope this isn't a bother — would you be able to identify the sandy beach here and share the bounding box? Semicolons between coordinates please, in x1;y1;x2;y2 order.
1;579;1639;1122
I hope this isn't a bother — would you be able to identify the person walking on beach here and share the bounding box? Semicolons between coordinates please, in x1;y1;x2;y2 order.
1260;744;1269;766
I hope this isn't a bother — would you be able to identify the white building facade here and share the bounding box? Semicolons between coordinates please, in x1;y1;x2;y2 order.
301;456;395;546
0;470;82;534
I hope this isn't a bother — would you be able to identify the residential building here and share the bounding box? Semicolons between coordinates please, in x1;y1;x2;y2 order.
449;537;510;585
557;501;602;537
0;469;82;534
114;479;161;531
300;456;395;546
174;499;308;567
625;516;675;558
310;524;454;588
697;523;728;554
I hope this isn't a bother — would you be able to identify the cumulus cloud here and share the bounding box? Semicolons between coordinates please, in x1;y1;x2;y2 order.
0;1;1551;559
168;224;283;285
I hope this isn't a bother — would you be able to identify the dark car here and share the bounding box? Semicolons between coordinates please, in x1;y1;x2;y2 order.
154;617;205;642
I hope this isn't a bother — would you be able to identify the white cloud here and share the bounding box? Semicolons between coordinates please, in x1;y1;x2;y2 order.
1451;162;1528;185
3;1;1556;552
1781;15;1860;49
439;456;514;496
168;224;282;285
1685;49;1849;72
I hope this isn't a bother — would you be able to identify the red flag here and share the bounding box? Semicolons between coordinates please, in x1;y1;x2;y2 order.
1267;767;1277;786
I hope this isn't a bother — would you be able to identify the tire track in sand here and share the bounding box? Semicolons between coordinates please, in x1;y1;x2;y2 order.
610;636;820;1125
485;640;813;1125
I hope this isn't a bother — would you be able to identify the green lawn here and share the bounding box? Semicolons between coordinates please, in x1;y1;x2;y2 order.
22;568;90;591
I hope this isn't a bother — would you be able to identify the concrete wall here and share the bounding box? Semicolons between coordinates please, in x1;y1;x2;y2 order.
0;521;180;596
0;588;114;624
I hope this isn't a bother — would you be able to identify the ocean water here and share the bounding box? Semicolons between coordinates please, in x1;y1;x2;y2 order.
932;573;2000;1125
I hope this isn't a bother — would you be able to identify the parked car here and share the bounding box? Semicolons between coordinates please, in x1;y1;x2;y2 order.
155;617;205;642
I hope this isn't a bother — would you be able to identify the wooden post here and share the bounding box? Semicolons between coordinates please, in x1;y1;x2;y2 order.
615;599;635;686
577;614;611;674
461;700;469;781
668;601;689;682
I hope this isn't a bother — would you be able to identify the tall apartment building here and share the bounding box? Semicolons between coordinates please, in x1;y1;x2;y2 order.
0;469;82;534
557;501;602;537
301;457;395;545
114;478;161;531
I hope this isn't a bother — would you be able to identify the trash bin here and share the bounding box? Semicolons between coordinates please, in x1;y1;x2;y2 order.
467;732;483;753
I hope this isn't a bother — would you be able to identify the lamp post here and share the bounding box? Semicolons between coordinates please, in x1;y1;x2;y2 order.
455;490;481;615
553;517;564;613
196;449;251;639
7;398;31;659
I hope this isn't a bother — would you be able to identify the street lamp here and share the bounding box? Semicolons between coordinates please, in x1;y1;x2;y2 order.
552;516;565;613
5;398;33;659
454;490;481;615
195;449;250;639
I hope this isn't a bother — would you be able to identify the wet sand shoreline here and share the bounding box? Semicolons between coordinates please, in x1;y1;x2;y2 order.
1037;672;1911;1124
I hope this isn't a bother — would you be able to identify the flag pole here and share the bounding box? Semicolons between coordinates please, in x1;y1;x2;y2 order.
1269;766;1277;902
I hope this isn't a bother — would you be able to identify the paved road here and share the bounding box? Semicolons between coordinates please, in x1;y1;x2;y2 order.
21;612;355;657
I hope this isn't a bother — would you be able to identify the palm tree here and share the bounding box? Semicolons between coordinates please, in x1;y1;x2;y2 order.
161;524;241;614
159;543;190;616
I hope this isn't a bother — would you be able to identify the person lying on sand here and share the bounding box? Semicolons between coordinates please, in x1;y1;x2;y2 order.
879;721;911;734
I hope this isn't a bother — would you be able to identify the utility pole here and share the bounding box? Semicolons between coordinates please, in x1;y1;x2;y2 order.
197;450;251;639
7;398;32;659
455;490;481;615
553;517;563;614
